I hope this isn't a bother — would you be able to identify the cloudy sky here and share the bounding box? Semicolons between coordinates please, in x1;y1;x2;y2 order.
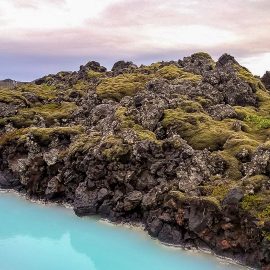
0;0;270;81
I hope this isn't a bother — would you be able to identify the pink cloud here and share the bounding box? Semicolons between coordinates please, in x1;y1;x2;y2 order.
10;0;66;9
0;0;269;79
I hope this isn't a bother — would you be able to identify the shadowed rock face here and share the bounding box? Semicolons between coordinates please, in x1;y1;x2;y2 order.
0;53;270;269
262;71;270;90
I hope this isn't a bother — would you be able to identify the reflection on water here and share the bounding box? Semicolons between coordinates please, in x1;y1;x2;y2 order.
0;192;246;270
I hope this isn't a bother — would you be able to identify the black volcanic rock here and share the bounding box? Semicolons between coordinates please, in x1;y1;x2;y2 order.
0;171;20;189
79;61;107;73
217;53;239;66
0;52;270;269
112;60;138;74
262;71;270;90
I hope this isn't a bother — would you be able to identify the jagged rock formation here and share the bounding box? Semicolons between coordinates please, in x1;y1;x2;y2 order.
0;52;270;269
262;71;270;90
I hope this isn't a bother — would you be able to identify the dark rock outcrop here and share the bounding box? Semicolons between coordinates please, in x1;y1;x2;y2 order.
262;71;270;90
0;53;270;269
112;61;138;74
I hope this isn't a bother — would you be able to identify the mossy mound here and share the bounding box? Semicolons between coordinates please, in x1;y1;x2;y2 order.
0;88;28;104
156;64;202;81
0;83;61;105
162;108;232;151
241;192;270;223
223;133;259;155
101;135;130;161
0;126;83;146
67;132;102;155
139;63;162;74
210;183;236;202
191;52;213;60
87;70;105;80
17;84;58;101
218;151;242;180
73;80;92;92
3;102;77;128
96;73;151;101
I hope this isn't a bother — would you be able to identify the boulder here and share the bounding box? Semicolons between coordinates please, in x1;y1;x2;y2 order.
217;53;239;66
80;61;107;73
111;61;137;74
123;191;142;211
74;182;98;215
0;171;20;189
45;176;63;199
222;188;244;206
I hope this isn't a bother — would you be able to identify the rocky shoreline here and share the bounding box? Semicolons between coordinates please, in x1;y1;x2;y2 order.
1;53;270;269
0;172;264;269
0;188;253;270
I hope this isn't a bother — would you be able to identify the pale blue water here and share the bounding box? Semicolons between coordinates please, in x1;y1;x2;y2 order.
0;192;247;270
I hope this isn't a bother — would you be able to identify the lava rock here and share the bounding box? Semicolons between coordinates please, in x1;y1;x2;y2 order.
123;191;143;211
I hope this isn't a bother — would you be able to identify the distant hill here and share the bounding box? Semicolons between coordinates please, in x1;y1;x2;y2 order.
0;79;24;88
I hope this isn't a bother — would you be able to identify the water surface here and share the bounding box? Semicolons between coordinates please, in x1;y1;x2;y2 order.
0;192;247;270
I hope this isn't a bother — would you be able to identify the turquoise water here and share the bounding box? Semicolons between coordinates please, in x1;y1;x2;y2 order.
0;192;246;270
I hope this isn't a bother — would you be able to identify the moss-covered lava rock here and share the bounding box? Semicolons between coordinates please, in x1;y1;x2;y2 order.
1;53;270;269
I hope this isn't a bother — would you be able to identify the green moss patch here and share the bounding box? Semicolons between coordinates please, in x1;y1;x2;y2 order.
96;73;150;101
241;192;270;222
192;52;213;60
67;132;101;154
73;80;91;91
162;108;232;150
101;135;130;160
115;106;135;128
242;175;270;194
0;83;61;105
245;114;270;129
17;84;58;100
0;88;27;104
223;133;259;156
0;126;83;146
234;65;265;92
218;151;242;180
234;90;270;146
132;124;158;141
156;64;202;81
169;191;221;210
210;184;235;202
87;70;105;80
3;102;77;128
